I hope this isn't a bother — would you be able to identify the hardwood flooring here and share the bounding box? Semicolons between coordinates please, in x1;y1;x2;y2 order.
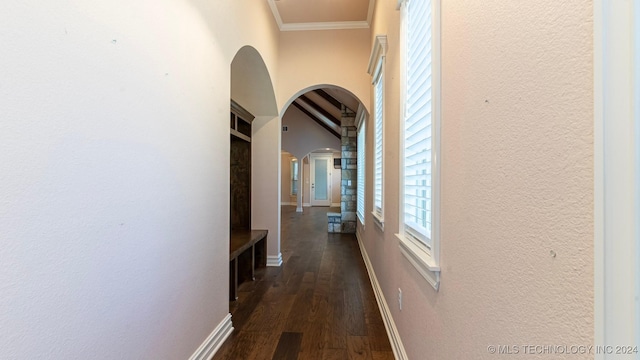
213;206;394;360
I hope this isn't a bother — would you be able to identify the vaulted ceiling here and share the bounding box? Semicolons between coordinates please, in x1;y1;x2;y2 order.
288;88;360;139
267;0;375;31
269;1;368;137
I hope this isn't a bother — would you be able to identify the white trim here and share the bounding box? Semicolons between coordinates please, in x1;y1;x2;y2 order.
266;0;372;31
595;0;640;355
267;0;377;31
594;0;604;352
355;104;366;130
296;206;303;213
397;0;442;289
369;36;387;224
367;0;376;25
267;0;284;29
396;233;440;290
371;211;384;231
303;202;311;207
281;21;369;32
356;232;409;360
188;313;233;360
267;253;283;267
367;35;388;79
310;153;333;207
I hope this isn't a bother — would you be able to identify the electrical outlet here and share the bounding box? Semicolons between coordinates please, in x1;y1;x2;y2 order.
398;288;402;311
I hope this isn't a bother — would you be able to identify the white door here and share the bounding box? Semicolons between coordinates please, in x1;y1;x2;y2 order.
310;154;332;206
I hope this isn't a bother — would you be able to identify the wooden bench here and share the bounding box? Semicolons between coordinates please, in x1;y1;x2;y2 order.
229;229;268;301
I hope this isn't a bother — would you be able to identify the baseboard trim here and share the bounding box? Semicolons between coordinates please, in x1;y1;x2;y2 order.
356;232;409;360
296;207;303;213
267;253;283;267
188;313;233;360
303;203;311;207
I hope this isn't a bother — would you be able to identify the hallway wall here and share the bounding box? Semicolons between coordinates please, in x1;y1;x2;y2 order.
360;0;594;359
0;0;280;358
277;29;372;113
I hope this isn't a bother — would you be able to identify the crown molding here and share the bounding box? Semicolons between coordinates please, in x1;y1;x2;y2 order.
267;0;371;31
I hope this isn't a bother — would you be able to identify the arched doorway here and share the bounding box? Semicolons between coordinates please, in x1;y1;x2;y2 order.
230;46;281;266
279;85;368;234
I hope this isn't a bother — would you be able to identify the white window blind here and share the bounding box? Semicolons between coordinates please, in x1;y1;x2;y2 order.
403;0;433;247
374;73;384;215
357;122;366;223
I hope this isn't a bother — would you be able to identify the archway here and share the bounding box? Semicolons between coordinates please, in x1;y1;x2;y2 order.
230;46;281;266
280;85;368;233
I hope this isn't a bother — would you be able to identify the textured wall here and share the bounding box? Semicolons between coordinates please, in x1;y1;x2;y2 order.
277;29;372;113
362;0;594;358
0;0;280;358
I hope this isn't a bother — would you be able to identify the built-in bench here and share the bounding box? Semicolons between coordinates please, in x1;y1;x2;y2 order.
229;229;268;301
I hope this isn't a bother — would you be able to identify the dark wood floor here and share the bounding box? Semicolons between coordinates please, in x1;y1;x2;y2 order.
213;206;395;360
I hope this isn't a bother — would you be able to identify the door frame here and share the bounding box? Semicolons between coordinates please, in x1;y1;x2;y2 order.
309;153;332;206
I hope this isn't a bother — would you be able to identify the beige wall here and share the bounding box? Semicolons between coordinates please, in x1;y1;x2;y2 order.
0;0;281;358
0;0;596;358
360;0;594;359
277;29;372;113
281;152;298;205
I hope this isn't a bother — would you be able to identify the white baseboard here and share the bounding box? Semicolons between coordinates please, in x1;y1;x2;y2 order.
356;232;409;360
303;203;311;207
296;206;303;212
331;202;340;207
267;253;283;267
188;313;234;360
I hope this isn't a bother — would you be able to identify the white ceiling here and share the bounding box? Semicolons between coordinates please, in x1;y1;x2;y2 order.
267;0;375;31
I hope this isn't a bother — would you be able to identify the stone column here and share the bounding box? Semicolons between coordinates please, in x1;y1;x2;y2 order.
340;105;357;233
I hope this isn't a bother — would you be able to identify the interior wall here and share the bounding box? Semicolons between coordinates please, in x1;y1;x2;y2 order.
252;115;282;262
277;29;371;113
281;152;297;205
281;105;341;160
0;0;280;359
362;0;594;359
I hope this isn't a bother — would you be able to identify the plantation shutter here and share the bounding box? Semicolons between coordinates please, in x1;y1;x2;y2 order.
357;123;366;222
403;0;433;247
374;73;384;214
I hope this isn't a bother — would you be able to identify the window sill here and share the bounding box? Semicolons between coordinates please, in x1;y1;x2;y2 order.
371;211;384;231
396;233;440;291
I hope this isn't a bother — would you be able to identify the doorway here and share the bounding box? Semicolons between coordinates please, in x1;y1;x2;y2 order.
310;153;332;206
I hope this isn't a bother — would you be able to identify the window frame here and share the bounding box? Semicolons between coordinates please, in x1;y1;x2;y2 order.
290;159;298;196
367;35;388;230
395;0;442;290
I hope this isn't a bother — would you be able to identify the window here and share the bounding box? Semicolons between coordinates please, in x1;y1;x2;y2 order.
368;35;388;227
290;159;298;196
357;118;366;224
397;0;441;290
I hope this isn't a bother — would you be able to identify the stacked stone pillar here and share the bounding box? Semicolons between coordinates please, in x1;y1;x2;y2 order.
340;105;357;233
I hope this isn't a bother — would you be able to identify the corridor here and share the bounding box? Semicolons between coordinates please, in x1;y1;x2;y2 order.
213;206;394;360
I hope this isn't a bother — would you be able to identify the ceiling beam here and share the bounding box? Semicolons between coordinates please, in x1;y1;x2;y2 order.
299;94;341;126
313;89;342;110
292;102;341;139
